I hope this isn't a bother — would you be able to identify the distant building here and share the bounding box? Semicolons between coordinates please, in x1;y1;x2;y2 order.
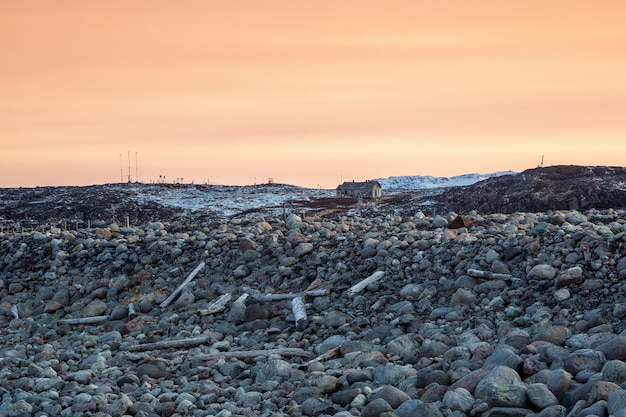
336;180;382;199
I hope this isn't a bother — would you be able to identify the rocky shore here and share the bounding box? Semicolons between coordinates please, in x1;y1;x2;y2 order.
2;206;626;417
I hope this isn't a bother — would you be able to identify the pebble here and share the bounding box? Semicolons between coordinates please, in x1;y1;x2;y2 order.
596;335;626;360
475;366;528;408
83;299;107;316
442;387;474;412
1;205;626;416
396;400;444;417
369;385;410;409
361;398;393;417
527;264;556;280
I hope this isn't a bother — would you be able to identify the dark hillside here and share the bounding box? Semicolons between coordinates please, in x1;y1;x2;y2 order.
433;165;626;214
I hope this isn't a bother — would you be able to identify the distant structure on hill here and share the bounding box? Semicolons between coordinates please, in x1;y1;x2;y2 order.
336;180;382;199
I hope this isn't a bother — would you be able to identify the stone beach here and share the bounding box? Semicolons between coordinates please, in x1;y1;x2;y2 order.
2;202;626;417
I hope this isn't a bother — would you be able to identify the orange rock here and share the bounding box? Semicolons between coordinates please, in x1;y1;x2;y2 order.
448;216;474;229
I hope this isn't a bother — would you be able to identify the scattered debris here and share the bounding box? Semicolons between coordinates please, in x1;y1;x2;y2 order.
347;271;385;296
196;348;312;360
60;316;109;325
160;262;206;308
291;295;308;331
199;293;232;315
467;268;519;282
127;335;214;352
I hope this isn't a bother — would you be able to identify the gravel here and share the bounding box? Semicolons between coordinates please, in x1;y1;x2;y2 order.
1;206;626;417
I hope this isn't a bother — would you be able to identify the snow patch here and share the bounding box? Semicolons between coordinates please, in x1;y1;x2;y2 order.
114;171;515;217
375;171;515;190
127;184;335;217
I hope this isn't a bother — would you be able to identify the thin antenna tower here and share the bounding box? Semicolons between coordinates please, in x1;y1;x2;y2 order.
135;151;138;183
127;151;131;182
119;153;123;183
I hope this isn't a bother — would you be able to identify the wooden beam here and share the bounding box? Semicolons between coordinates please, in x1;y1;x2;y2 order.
160;262;206;308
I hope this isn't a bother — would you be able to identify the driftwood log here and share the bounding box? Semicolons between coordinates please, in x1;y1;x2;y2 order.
127;335;213;352
60;315;109;325
160;261;206;308
199;293;232;316
10;305;19;320
347;270;385;296
256;289;329;301
371;294;396;311
196;347;312;360
302;346;341;367
467;268;517;281
291;295;308;331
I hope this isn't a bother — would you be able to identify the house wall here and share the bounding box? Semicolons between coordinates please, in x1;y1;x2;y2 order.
336;183;381;199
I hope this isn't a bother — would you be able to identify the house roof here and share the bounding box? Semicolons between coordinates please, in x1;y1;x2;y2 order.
336;180;381;191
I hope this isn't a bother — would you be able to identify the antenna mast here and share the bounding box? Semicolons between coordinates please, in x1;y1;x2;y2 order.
127;151;131;183
119;153;123;183
135;151;138;183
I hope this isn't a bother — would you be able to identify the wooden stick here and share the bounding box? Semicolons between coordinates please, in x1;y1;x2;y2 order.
258;293;302;301
371;294;396;311
467;269;517;281
10;305;19;320
232;293;249;305
199;293;232;315
256;289;329;301
347;271;385;296
160;261;206;308
127;335;213;352
302;346;341;367
196;347;312;360
291;295;308;331
60;315;109;325
305;289;331;297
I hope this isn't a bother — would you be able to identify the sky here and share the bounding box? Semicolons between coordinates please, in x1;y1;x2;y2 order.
2;1;626;188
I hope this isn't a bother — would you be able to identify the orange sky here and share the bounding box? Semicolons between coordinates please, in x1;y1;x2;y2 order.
2;1;626;188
